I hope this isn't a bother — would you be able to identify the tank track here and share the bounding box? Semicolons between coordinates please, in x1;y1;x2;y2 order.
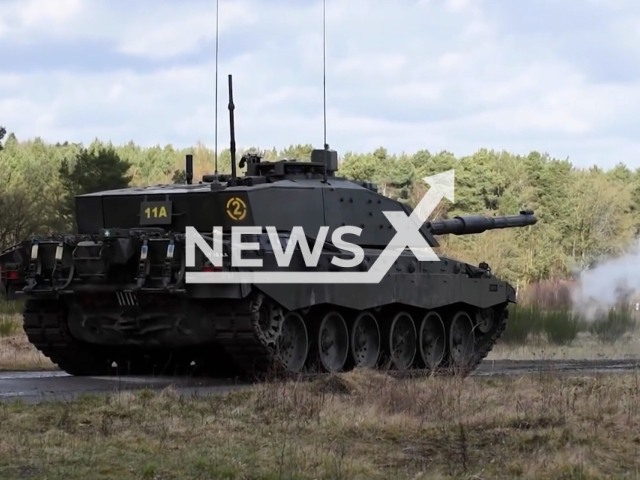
207;291;510;380
22;298;200;376
20;295;277;378
209;295;277;375
23;298;115;375
21;293;508;379
460;306;507;376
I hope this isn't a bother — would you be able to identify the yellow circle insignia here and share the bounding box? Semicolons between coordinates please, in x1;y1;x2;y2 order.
225;197;247;221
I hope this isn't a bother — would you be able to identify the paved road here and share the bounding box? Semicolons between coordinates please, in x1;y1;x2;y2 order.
1;358;639;404
0;370;250;404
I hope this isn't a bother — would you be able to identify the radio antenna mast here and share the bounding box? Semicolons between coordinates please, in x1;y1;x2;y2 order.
322;0;328;182
323;0;327;150
213;0;220;176
228;74;237;181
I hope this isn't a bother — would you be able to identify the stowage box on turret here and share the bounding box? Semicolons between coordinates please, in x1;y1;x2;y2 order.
0;77;537;378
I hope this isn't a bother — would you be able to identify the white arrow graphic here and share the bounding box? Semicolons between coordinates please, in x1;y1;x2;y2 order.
185;169;455;284
369;169;455;267
412;170;455;224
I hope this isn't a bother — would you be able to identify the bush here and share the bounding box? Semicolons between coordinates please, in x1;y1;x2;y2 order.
501;304;544;344
502;279;582;346
588;306;637;343
501;304;582;346
0;299;24;315
541;309;582;345
0;316;19;336
0;300;23;337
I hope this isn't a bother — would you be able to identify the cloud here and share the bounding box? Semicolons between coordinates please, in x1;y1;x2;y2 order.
0;0;84;38
113;2;259;60
0;0;639;168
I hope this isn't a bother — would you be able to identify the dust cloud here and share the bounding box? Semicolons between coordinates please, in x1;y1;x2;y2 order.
571;240;640;321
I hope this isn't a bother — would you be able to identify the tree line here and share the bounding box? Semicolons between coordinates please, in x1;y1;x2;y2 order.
1;127;638;289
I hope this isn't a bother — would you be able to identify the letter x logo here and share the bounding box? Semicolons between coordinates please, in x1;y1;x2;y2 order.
382;170;455;262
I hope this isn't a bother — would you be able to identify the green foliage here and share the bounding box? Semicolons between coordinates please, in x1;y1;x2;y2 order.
502;304;580;346
505;279;638;347
2;130;640;351
0;129;638;286
172;169;187;184
0;300;22;337
541;310;581;345
0;316;19;337
502;302;637;347
588;306;637;343
59;146;133;198
501;304;543;344
0;299;24;315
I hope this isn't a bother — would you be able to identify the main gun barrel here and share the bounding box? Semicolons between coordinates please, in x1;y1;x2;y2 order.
425;209;537;236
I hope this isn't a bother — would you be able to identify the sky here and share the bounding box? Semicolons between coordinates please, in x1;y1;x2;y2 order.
0;0;639;169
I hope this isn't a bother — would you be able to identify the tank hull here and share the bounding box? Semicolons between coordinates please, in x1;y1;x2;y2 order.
0;229;513;378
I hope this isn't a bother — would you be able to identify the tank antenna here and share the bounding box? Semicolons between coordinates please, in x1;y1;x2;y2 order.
322;0;328;182
228;74;237;180
213;0;219;176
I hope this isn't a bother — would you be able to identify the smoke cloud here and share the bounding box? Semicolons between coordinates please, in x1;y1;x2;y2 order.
571;240;640;321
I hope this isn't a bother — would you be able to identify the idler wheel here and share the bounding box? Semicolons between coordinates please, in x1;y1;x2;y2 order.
350;312;381;369
317;311;349;372
275;312;308;373
476;308;494;333
449;311;476;369
388;311;417;370
419;311;446;370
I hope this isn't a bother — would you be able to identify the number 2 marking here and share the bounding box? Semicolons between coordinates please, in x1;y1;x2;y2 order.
226;197;247;220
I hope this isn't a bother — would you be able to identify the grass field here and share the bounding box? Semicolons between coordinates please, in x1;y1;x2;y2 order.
487;303;640;361
1;369;640;479
2;298;640;478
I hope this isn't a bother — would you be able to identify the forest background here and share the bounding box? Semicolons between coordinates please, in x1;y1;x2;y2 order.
2;124;639;344
2;125;636;289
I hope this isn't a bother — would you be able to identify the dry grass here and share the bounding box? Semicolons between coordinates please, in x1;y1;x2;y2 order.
1;369;640;479
487;329;640;361
0;314;55;371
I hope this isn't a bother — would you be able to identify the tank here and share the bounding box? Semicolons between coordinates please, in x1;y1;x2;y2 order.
0;76;537;379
